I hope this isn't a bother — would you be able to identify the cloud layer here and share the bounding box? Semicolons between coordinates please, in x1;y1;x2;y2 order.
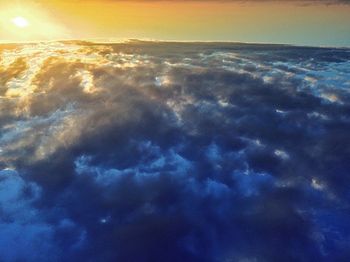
0;40;350;261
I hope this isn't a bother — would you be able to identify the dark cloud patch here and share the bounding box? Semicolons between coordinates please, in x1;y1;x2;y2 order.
0;41;349;261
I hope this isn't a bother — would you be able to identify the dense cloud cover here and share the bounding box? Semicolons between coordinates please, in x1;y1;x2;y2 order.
0;41;350;261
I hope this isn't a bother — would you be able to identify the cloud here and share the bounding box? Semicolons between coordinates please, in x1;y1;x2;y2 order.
0;41;350;261
0;169;60;262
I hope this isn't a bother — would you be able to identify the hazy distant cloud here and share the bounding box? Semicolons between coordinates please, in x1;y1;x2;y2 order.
0;41;350;261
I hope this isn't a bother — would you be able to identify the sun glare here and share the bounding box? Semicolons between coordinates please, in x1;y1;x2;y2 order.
0;3;69;42
12;16;29;28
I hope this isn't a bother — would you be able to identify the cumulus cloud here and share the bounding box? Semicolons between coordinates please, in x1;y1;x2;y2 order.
0;40;349;261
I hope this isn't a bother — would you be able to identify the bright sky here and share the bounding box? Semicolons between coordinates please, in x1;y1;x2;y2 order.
0;0;350;47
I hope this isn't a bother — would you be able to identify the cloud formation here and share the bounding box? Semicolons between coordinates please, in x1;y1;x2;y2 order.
0;40;350;261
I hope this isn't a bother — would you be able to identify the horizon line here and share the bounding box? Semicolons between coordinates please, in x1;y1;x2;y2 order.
0;38;349;49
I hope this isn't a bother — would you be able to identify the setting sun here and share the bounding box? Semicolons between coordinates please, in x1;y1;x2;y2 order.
0;3;68;42
12;16;29;28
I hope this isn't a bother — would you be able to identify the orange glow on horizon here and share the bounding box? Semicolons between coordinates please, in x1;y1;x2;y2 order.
0;1;349;46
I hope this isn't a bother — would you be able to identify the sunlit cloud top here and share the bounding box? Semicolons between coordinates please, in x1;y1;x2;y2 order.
0;40;350;261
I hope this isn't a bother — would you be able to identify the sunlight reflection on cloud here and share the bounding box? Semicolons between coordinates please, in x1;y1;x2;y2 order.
0;41;349;261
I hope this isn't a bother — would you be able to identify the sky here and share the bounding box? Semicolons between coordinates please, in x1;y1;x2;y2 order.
0;0;349;46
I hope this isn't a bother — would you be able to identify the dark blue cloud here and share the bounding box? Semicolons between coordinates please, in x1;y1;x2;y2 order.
0;41;350;261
